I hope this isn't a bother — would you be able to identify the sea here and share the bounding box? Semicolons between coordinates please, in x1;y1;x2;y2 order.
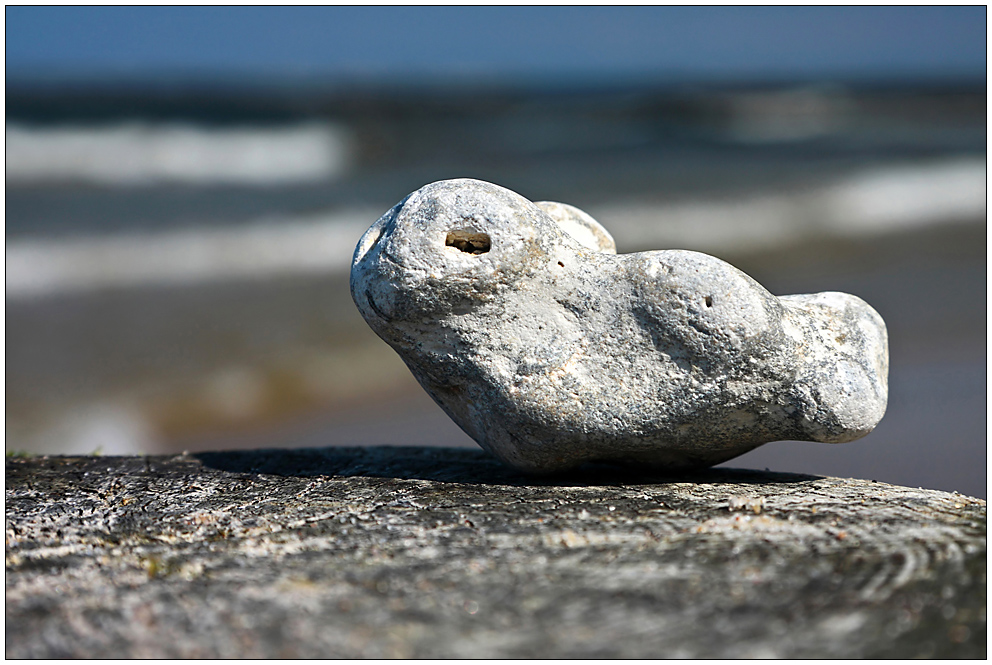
6;79;987;497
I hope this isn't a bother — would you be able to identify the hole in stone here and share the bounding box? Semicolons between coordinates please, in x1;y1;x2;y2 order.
704;296;714;308
446;230;491;254
558;261;565;268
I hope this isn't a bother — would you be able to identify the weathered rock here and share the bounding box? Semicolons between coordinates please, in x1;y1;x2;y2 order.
5;450;986;658
351;179;889;473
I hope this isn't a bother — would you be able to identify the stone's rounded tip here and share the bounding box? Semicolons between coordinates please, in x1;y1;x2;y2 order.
351;179;890;474
535;201;617;254
780;291;889;443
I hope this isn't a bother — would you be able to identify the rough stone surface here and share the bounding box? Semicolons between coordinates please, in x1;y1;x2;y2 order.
5;449;985;658
351;179;889;473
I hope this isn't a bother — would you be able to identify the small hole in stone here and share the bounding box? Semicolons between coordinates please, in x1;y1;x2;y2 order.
558;261;565;268
445;230;491;254
704;296;714;308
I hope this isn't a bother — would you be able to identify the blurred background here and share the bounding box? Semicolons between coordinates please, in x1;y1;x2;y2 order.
6;7;986;497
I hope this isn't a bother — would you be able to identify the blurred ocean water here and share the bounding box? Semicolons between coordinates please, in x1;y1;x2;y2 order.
6;158;983;298
5;83;986;497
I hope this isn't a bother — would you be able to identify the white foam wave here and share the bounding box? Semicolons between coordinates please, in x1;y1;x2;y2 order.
6;210;378;298
5;122;352;185
592;159;986;254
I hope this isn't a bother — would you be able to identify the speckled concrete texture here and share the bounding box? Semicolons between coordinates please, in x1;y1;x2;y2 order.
351;179;888;473
4;450;984;658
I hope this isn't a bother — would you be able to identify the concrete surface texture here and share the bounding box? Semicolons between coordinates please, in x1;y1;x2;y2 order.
5;447;985;658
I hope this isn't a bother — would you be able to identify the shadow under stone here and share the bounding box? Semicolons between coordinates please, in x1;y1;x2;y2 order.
194;445;822;487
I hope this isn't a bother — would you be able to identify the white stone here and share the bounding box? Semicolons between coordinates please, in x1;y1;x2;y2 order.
351;179;889;473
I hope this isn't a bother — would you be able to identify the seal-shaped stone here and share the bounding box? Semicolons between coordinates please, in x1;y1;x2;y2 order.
351;179;889;474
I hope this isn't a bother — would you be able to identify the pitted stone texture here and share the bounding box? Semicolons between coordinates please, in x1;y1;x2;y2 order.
351;179;889;473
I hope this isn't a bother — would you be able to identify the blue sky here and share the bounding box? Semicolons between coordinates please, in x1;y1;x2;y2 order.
6;6;986;83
